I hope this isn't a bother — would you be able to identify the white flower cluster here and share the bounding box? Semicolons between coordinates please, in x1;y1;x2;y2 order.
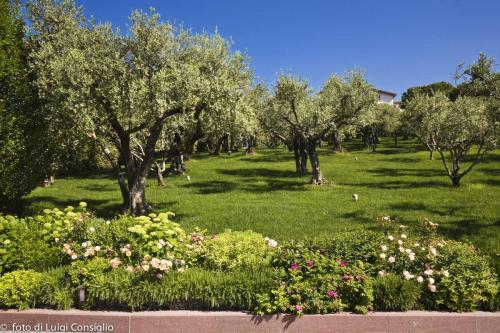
63;243;78;260
264;237;278;248
379;230;451;293
120;244;133;257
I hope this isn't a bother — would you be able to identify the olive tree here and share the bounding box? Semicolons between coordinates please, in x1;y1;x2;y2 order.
359;103;401;151
266;71;376;184
28;0;250;214
405;93;496;187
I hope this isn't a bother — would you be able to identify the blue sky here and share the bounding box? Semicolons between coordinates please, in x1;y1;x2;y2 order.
75;0;500;99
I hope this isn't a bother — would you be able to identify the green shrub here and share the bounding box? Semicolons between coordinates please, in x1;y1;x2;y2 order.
256;245;373;315
430;241;498;311
35;266;74;310
86;268;275;311
373;274;421;311
0;270;43;309
203;230;275;270
0;215;65;274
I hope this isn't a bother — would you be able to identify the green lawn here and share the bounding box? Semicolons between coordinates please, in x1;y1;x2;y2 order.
23;139;500;269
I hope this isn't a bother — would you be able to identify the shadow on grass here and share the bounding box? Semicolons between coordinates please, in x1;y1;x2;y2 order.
366;167;444;178
352;180;448;189
181;180;238;194
240;153;292;163
217;168;298;178
480;168;500;177
20;195;124;218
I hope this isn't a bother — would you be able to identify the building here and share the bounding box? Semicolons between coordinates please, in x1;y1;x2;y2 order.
376;89;397;106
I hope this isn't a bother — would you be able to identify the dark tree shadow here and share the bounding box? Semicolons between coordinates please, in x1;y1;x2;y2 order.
365;167;444;178
20;195;123;218
217;168;298;178
351;180;449;189
181;180;238;194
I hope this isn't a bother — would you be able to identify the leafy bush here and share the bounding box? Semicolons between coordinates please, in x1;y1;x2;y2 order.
431;241;498;311
35;267;74;310
86;268;275;311
373;274;421;311
0;205;497;313
203;230;276;270
0;270;43;309
256;244;373;315
0;215;65;273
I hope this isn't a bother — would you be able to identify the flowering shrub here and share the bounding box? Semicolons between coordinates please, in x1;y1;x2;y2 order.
0;206;497;313
256;244;373;314
0;270;43;309
202;230;277;271
375;217;498;311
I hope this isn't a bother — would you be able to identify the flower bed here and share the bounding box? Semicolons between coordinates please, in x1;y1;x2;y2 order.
0;204;498;313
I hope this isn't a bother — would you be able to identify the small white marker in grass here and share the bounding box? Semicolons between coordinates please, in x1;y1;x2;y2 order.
352;193;358;201
186;175;191;182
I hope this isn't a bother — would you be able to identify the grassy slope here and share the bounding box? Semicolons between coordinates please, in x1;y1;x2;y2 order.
23;139;499;268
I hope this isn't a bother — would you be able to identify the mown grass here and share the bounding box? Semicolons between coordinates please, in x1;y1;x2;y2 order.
23;139;500;269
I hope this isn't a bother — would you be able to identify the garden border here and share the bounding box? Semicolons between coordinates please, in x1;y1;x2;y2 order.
0;310;499;333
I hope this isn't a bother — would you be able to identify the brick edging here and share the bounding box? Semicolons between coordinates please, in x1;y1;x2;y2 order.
0;310;499;333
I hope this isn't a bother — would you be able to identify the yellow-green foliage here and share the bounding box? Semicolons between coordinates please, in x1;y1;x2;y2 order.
203;230;275;270
0;270;43;309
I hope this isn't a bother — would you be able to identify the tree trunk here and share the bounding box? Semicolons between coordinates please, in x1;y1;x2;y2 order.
452;176;460;187
429;148;434;160
117;172;129;213
129;177;149;215
306;139;325;185
155;161;165;186
293;143;301;175
393;134;398;146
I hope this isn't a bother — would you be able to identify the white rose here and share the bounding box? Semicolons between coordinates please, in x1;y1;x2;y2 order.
401;234;407;239
405;248;412;254
267;239;278;248
397;240;403;245
82;242;88;248
388;256;395;263
378;271;385;276
388;235;394;241
424;269;433;276
442;270;450;277
94;246;101;251
416;276;424;283
428;277;435;284
379;253;386;259
399;246;405;253
89;227;96;233
428;284;436;292
381;245;387;252
71;254;78;260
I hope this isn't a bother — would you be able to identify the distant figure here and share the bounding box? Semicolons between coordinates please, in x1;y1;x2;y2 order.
352;193;358;201
186;175;191;182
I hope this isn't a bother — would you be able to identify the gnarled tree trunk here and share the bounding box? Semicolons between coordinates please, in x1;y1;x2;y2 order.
306;139;325;185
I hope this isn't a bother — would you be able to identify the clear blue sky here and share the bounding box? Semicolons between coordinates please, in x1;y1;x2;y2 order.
75;0;500;99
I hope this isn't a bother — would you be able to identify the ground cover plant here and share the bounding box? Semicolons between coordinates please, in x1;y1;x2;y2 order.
22;139;500;272
0;204;498;313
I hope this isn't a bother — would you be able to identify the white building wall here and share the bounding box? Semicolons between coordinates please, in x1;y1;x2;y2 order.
377;92;395;105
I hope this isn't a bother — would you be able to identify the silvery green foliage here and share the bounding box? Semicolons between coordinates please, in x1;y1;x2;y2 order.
405;92;497;186
27;0;253;211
